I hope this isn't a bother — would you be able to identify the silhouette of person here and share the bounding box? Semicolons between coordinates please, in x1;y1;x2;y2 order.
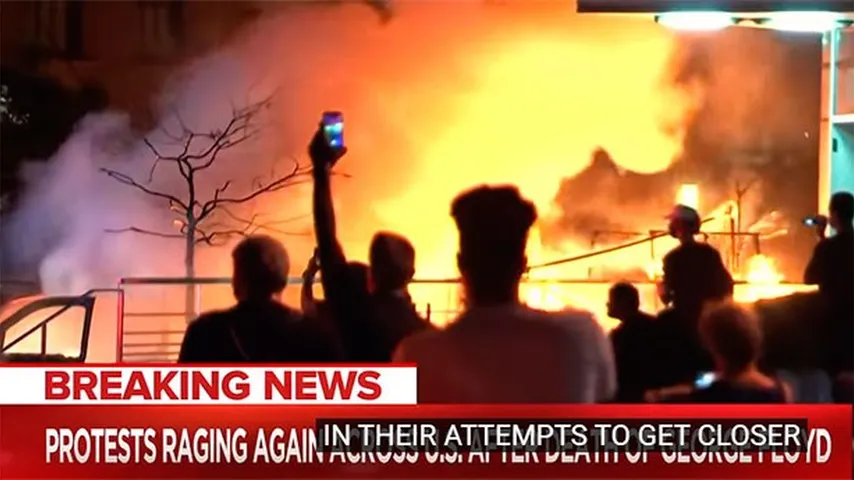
395;185;616;403
368;231;432;357
656;204;732;385
308;121;431;362
178;235;343;363
301;249;370;320
301;249;322;319
648;302;791;404
607;282;660;402
805;191;854;375
301;250;370;351
659;204;733;315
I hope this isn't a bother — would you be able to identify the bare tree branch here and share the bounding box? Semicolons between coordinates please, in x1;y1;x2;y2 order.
254;224;313;237
104;226;184;239
208;207;311;240
103;95;312;284
139;95;276;185
197;157;311;218
253;212;311;226
734;178;757;198
142;137;193;184
100;167;189;210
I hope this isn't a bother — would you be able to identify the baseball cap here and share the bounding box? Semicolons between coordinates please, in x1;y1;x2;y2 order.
666;204;701;224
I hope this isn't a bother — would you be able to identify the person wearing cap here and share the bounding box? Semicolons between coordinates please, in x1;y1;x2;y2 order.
659;204;733;314
804;191;854;376
647;302;791;404
178;235;344;363
655;204;733;386
394;185;616;403
308;124;432;363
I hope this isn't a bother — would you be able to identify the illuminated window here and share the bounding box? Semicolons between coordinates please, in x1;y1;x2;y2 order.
835;30;854;116
138;1;183;57
32;1;67;51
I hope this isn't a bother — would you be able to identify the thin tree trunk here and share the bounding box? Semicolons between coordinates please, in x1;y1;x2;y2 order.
184;229;196;325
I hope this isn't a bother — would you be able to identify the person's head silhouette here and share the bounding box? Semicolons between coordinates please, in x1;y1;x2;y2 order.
369;232;415;294
607;282;640;321
666;204;701;243
451;185;537;307
346;261;370;295
829;191;854;233
699;302;762;375
231;235;290;303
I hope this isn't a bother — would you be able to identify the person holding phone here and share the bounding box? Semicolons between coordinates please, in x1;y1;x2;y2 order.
646;302;791;404
308;113;431;362
804;191;854;378
655;204;732;387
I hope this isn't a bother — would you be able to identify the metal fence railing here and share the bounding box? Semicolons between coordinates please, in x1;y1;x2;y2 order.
115;276;461;363
115;274;817;364
0;274;814;364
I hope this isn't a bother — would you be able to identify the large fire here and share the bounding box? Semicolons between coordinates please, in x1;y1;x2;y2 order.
513;183;809;330
1;6;820;360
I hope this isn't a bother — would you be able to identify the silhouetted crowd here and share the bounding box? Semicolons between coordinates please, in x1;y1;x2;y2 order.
179;122;854;405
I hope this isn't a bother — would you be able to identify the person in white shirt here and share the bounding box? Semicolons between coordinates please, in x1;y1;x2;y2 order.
393;185;616;403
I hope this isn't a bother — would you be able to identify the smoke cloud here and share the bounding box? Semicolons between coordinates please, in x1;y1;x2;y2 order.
541;27;822;279
3;2;696;295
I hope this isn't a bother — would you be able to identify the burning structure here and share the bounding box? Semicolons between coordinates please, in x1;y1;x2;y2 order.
0;2;845;360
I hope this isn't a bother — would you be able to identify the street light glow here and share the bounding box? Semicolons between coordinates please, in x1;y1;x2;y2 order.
655;10;851;33
762;12;849;32
655;12;735;31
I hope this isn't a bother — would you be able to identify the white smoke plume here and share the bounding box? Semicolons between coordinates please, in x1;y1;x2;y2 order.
2;2;688;296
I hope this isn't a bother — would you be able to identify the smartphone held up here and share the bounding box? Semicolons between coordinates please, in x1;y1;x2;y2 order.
802;215;826;227
321;111;344;151
694;372;717;389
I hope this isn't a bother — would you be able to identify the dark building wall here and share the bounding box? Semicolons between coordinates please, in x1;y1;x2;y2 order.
1;1;265;117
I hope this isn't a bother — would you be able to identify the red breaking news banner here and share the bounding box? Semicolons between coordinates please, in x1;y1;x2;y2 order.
0;404;851;478
0;366;850;478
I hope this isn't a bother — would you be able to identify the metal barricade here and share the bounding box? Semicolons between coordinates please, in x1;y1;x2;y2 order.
115;276;462;362
117;277;231;363
115;274;814;363
114;276;620;362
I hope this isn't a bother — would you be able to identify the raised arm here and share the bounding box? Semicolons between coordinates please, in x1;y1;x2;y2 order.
309;124;356;298
308;124;380;360
310;149;348;279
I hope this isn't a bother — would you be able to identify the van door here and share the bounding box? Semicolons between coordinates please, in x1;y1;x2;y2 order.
0;295;96;363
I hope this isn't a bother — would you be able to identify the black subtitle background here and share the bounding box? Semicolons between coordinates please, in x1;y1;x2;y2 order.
315;418;808;453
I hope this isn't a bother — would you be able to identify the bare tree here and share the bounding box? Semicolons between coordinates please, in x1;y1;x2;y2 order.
101;96;311;322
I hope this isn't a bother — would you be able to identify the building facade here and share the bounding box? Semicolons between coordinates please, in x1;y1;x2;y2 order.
820;28;854;211
0;0;268;120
